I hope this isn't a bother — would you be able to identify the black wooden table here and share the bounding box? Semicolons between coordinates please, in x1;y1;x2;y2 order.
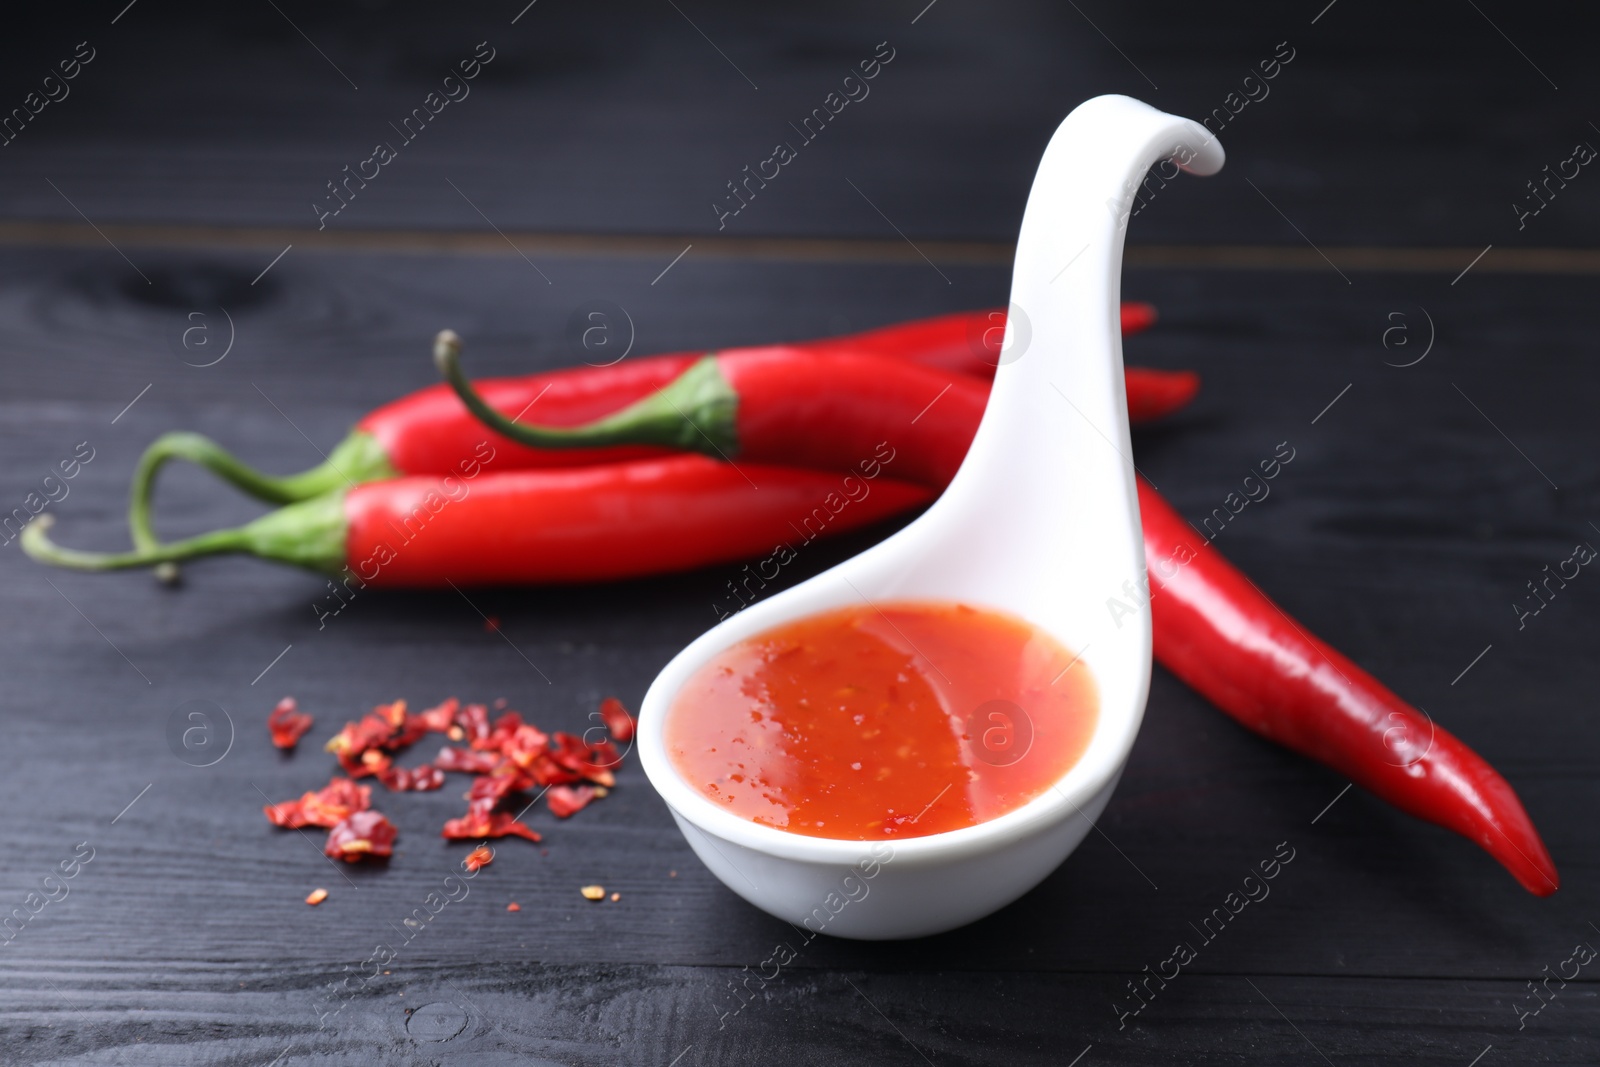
3;3;1598;1064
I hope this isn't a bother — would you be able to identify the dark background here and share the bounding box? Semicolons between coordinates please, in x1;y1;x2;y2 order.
2;2;1598;1064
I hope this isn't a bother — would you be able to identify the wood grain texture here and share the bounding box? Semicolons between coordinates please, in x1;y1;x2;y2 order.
6;964;1597;1065
0;2;1596;244
1;245;1596;1063
4;1;1600;1061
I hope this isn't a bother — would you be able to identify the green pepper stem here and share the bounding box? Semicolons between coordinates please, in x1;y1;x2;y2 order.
25;514;247;570
129;430;395;584
27;492;349;576
432;329;740;456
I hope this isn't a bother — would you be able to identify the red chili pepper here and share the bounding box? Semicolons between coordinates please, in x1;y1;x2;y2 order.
25;456;934;585
325;810;397;861
391;311;1185;480
1136;480;1557;895
436;335;1194;491
122;308;1180;569
440;368;1557;893
1125;369;1199;423
463;844;495;872
267;696;313;750
46;319;1543;890
36;347;1554;894
809;302;1156;379
1121;301;1159;337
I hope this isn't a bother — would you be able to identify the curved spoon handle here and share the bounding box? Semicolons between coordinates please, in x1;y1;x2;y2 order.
933;96;1223;635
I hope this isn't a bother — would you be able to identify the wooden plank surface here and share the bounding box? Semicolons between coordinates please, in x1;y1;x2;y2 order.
3;249;1597;1064
4;1;1600;1064
0;1;1595;245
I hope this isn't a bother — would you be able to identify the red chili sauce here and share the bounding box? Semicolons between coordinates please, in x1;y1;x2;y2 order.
666;601;1098;840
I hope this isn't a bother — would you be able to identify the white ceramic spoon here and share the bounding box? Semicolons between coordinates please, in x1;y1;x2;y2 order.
638;95;1224;939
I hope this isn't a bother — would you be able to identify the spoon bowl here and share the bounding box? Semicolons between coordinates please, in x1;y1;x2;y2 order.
639;95;1224;939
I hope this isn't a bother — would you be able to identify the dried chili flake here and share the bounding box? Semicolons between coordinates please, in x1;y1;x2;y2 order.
546;784;605;819
305;887;328;906
598;698;635;743
589;738;624;772
325;811;396;862
389;715;429;750
348;714;395;752
323;703;435;773
499;723;551;769
501;765;538;792
379;765;446;792
580;885;605;901
549;732;587;768
302;777;372;826
263;799;307;828
549;733;616;788
523;756;584;788
441;800;541;843
264;776;372;829
467;771;527;806
457;703;492;748
434;746;500;774
374;699;408;730
272;693;625;879
506;902;520;912
416;697;460;734
268;696;314;750
325;713;395;774
355;748;393;778
481;711;527;753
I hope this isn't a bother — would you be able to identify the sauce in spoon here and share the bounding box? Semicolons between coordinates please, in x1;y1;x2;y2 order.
666;601;1098;840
